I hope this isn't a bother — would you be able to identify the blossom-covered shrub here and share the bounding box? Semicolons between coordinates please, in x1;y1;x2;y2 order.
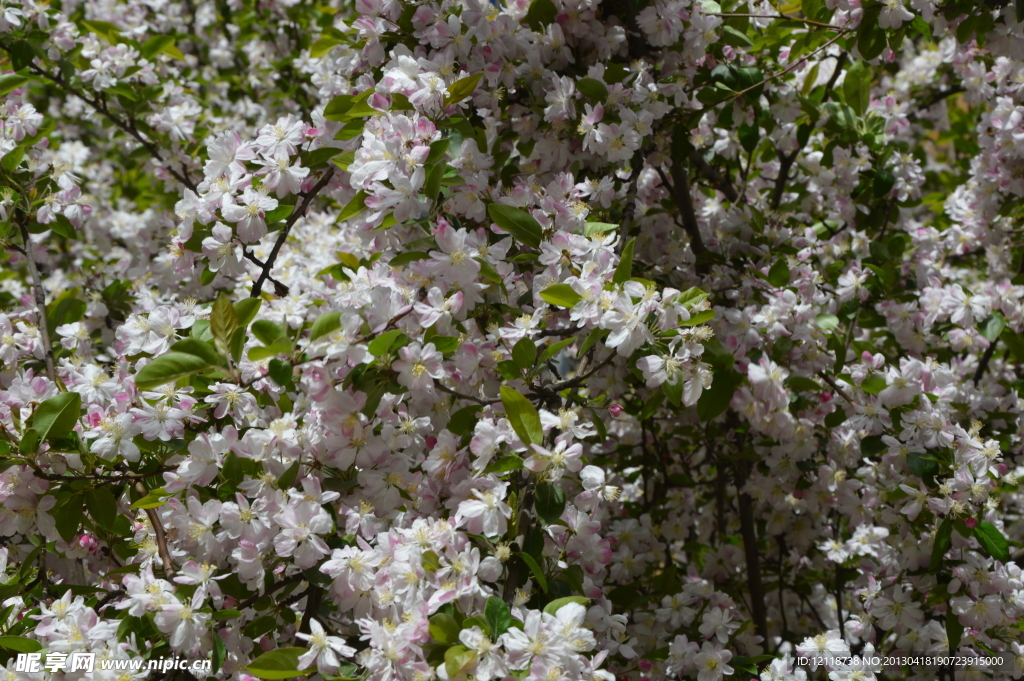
0;0;1022;680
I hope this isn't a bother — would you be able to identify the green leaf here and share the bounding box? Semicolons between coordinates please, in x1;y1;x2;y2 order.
857;10;886;61
278;460;301;489
246;648;310;680
539;284;581;308
525;0;557;28
576;77;608;101
445;73;483;106
135;352;211;391
425;163;445;202
310;311;341;342
534;482;566;525
488;204;543;249
55;493;84;543
429;612;460;644
310;36;341;58
444;645;478;679
0;636;42;653
842;59;870;116
339;191;368;221
584;221;617;237
32;392;81;442
517;552;549;593
500;386;543;446
696;370;740;419
930;518;953;570
907;451;939;486
946;606;963;650
613;238;635;285
815;313;840;331
767;258;790;287
252;320;286;345
483;455;524;475
211;293;239;356
85;486;118;532
368;329;407;357
860;373;887;394
80;19;121;42
212;629;227;675
422;550;442;572
448;405;482;436
0;74;28;98
973;520;1010;562
234;298;262;331
213;609;243;621
538;337;576;365
140;35;176;60
170;338;225;367
268;359;294;388
542;596;589;615
981;314;1005;343
681;309;716;326
873;169;896;197
130;487;169;509
426;139;450;165
512;338;537;370
486;596;513;638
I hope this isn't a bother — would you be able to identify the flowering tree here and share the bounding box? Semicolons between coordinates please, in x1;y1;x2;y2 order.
0;0;1023;679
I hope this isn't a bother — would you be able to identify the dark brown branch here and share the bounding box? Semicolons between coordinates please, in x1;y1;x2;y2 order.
297;585;324;637
251;167;336;297
736;463;768;639
656;164;708;274
822;53;848;102
771;151;798;210
136;482;175;578
3;52;199;192
711;12;844;29
617;154;646;252
17;222;55;383
238;572;305;609
243;249;290;297
818;371;856;405
688;150;739;203
973;339;998;386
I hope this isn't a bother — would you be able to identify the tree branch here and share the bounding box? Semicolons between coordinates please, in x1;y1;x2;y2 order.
16;222;55;383
735;463;768;639
617;153;646;252
136;483;175;579
688;150;739;203
4;51;199;193
656;164;708;274
251;167;336;298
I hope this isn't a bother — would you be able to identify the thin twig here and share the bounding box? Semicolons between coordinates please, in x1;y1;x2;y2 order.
689;150;740;203
818;371;856;405
973;340;998;386
656;164;709;274
435;381;500;406
1;50;198;192
136;483;175;579
617;153;646;252
251;167;336;297
718;31;848;106
711;12;844;29
238;572;305;609
17;221;56;383
243;249;290;296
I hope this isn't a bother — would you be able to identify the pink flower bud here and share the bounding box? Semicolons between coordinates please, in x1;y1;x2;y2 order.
608;403;624;418
638;660;652;672
425;436;438;450
997;464;1009;476
965;518;977;529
